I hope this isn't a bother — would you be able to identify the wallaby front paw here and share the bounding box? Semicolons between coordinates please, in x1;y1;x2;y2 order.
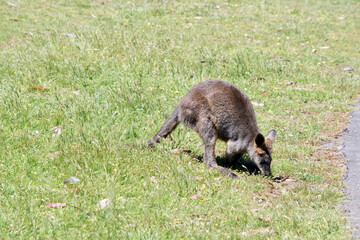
228;171;238;179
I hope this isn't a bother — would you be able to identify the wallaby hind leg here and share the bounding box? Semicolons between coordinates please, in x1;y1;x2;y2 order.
147;108;180;147
200;121;238;179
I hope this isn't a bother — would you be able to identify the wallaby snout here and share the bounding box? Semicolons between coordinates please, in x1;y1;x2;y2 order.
250;130;277;177
146;80;277;178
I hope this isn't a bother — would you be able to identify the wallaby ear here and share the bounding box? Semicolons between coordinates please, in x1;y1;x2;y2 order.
255;133;265;148
265;130;277;149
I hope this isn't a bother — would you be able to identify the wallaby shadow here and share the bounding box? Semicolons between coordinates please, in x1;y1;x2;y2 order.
192;153;261;175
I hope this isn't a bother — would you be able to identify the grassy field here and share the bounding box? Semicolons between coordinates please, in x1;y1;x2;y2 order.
1;0;360;238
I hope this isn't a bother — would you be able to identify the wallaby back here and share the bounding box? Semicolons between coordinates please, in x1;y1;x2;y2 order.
178;80;259;143
147;80;276;178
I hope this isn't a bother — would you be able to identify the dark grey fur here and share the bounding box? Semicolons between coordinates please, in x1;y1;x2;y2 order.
147;80;276;178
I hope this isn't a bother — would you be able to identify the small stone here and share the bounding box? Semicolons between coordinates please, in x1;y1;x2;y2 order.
63;176;81;184
343;67;354;71
97;198;111;210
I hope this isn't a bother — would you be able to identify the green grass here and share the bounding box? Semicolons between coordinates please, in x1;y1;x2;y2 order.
1;0;360;238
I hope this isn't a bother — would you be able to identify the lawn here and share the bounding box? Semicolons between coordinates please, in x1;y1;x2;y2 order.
1;0;360;239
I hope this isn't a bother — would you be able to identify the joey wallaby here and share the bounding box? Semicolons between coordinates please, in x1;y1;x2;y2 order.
147;80;276;178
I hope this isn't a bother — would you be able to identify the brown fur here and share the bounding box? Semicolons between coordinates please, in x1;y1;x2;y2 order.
147;80;276;178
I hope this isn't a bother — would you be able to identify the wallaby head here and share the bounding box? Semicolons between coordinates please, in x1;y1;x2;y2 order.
249;130;277;176
146;80;277;179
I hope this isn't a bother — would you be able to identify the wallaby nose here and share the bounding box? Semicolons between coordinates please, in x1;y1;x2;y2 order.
263;171;271;177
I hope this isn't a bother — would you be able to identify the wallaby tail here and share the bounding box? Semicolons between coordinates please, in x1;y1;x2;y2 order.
147;107;180;147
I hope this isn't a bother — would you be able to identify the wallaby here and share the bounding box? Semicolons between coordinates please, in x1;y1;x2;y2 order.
147;80;276;178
